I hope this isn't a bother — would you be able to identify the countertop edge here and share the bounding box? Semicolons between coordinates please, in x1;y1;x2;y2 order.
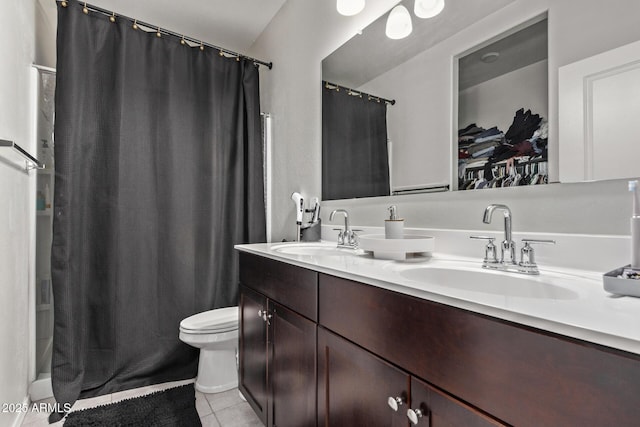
235;244;640;357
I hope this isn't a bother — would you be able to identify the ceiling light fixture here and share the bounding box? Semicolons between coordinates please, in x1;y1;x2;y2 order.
337;0;365;17
414;0;445;19
385;5;413;40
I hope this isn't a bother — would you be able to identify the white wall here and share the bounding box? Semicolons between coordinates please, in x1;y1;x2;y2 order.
458;60;548;133
249;0;401;242
252;0;640;240
35;0;57;69
0;1;37;426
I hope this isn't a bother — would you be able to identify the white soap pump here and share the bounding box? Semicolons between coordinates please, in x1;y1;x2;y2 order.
629;180;640;269
385;205;404;239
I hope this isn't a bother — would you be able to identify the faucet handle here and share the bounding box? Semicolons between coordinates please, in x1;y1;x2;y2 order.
470;236;498;265
520;239;555;269
343;229;361;247
521;239;556;245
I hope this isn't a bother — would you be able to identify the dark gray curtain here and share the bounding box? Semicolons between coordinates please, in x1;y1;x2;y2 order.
322;83;390;200
49;1;265;417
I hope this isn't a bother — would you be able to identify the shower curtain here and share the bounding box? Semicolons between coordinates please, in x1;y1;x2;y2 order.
322;83;390;200
49;1;265;419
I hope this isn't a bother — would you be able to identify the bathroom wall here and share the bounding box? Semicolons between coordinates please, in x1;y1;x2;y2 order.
249;0;401;242
251;0;640;241
0;1;37;426
35;0;57;69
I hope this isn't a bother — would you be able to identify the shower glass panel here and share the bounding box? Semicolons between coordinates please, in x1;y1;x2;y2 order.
35;67;56;388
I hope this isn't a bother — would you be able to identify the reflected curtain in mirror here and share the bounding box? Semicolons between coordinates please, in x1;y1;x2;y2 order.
322;83;390;200
49;1;266;419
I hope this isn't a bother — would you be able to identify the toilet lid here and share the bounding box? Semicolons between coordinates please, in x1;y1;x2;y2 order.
180;306;238;333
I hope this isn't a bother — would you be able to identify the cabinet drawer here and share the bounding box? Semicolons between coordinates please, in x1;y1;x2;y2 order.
239;252;317;321
319;273;640;426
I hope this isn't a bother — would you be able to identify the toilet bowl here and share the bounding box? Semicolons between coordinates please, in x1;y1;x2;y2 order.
179;306;239;394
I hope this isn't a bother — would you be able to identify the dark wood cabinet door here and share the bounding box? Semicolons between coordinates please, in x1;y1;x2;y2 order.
270;302;317;427
318;327;409;427
410;377;505;427
239;285;268;425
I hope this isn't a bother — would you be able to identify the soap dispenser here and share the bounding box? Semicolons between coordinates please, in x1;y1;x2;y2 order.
385;205;404;239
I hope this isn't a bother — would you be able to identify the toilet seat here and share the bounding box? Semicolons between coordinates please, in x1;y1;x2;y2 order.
180;306;238;334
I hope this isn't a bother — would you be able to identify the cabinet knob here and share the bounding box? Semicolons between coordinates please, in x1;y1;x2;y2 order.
387;396;404;411
407;408;425;425
257;309;272;324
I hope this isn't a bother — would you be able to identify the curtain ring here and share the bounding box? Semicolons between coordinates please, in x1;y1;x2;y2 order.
109;12;116;23
236;55;240;62
60;0;68;7
156;27;161;38
132;19;138;30
200;42;205;51
82;2;88;14
180;36;186;46
219;50;224;57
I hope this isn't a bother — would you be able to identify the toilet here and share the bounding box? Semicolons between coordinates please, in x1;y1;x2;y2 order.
179;306;239;394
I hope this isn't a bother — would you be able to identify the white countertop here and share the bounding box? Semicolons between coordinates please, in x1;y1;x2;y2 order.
236;241;640;356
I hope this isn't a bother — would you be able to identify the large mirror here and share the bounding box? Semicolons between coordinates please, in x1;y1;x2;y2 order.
322;0;640;200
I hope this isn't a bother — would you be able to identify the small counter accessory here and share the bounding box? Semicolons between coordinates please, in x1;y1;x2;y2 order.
385;205;404;239
291;192;304;242
301;197;321;242
602;180;640;297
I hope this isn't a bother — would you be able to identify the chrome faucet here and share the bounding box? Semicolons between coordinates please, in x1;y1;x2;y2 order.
329;209;358;248
472;204;556;275
483;204;516;265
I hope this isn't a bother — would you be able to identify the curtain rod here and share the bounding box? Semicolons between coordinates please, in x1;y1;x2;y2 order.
57;0;273;69
323;80;395;106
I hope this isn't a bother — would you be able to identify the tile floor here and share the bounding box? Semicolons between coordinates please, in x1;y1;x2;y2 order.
20;379;262;427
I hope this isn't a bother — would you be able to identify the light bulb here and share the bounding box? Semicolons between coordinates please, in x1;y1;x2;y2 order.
414;0;445;19
385;5;412;40
337;0;365;16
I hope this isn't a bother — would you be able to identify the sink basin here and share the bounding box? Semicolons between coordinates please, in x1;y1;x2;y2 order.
398;266;580;300
271;242;356;256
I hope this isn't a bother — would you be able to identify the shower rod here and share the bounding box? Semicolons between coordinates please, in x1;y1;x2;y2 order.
57;0;273;69
323;80;396;105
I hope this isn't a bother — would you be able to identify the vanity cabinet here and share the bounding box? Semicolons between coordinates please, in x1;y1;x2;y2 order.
319;273;640;427
238;251;640;426
238;253;317;427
